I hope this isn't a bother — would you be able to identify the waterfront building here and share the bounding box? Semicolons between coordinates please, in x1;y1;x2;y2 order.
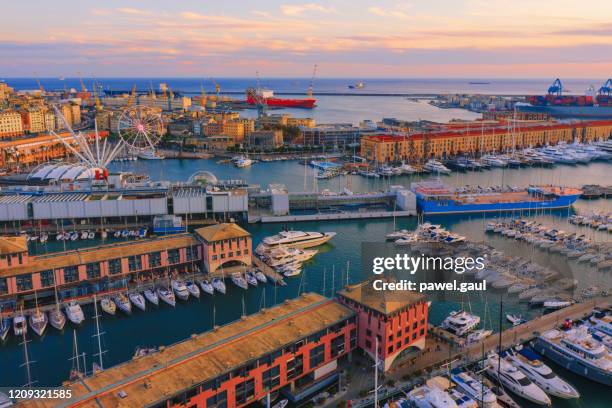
247;129;283;148
0;81;14;102
17;293;357;408
337;280;429;371
0;110;24;139
360;120;612;163
195;223;252;273
0;130;109;169
21;106;55;133
0;233;200;300
300;124;361;148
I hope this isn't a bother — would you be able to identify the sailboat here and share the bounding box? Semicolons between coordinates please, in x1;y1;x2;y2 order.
65;301;85;324
13;310;27;336
144;288;159;306
100;296;116;316
0;306;11;341
157;284;176;307
49;274;66;330
129;292;146;311
113;292;132;314
29;291;48;336
186;281;201;298
199;279;214;295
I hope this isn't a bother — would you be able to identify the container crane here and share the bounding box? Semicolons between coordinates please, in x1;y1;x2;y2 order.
210;77;220;99
200;81;207;107
78;72;88;92
34;73;44;93
307;64;317;98
92;80;102;111
598;79;612;96
547;78;563;96
126;84;137;107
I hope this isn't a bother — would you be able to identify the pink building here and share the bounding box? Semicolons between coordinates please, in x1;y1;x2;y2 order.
337;280;429;371
195;223;252;273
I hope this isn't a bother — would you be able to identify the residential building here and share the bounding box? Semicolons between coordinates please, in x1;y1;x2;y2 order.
301;124;361;148
247;129;283;148
0;110;24;139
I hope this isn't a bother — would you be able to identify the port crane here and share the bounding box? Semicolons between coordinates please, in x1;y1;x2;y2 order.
200;81;207;107
34;73;44;94
209;77;221;99
77;72;88;92
547;78;563;96
92;77;102;111
598;79;612;96
126;84;137;107
307;64;317;98
253;71;268;119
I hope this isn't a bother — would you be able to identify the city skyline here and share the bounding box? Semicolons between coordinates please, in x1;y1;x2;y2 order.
2;0;611;78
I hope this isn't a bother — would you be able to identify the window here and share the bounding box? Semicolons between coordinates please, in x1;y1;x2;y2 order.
63;266;78;283
108;259;122;275
331;334;346;357
365;339;372;349
39;270;55;287
236;251;241;256
244;249;249;255
186;246;196;261
235;378;255;405
128;255;142;271
286;354;303;380
387;345;393;353
262;365;281;390
206;390;227;408
212;255;217;261
16;274;33;291
149;252;161;268
168;249;180;264
366;329;372;337
86;263;101;279
0;278;7;295
350;328;357;349
309;344;325;368
228;252;233;258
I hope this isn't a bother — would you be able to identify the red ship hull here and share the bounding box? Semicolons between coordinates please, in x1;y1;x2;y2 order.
246;95;316;108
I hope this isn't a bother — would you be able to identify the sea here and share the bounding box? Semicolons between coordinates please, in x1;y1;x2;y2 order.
1;78;611;406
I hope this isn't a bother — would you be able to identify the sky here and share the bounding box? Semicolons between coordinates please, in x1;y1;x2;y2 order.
1;0;611;78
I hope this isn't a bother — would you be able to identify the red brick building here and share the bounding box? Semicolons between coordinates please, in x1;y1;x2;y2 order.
195;223;252;273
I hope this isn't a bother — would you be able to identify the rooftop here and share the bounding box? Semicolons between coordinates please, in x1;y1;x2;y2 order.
17;293;354;408
0;234;197;277
195;223;250;242
0;236;27;255
338;279;426;315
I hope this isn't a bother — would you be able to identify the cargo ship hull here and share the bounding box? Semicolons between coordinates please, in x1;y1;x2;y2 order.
416;193;580;215
246;95;316;109
516;104;612;118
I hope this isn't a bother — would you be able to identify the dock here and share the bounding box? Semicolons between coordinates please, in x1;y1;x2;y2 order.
250;210;416;223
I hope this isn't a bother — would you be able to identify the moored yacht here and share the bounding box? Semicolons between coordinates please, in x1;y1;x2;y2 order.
100;296;116;315
114;293;132;314
49;307;66;330
504;346;579;399
450;369;499;408
65;301;85;325
231;273;248;290
172;280;190;301
29;309;48;336
532;325;612;385
254;269;267;283
485;353;551;406
157;287;176;307
212;277;226;294
424;159;452;174
129;292;146;311
199;279;214;295
144;289;159;306
0;311;10;341
186;281;201;298
13;313;27;336
441;310;481;337
407;384;458;407
245;271;258;286
262;230;336;249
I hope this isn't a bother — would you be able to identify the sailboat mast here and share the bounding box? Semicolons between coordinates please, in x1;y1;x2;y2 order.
93;294;105;370
20;331;34;387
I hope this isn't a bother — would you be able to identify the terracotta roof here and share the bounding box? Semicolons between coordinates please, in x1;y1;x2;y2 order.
16;293;354;408
0;234;197;278
195;223;250;242
0;236;27;255
338;279;426;315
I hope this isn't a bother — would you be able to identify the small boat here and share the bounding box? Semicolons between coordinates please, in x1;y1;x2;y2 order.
133;346;159;358
100;296;116;315
113;293;132;314
65;301;85;325
199;279;214;295
466;329;492;344
212;278;226;294
254;270;267;283
0;314;10;341
144;289;159;306
245;271;258;286
29;310;48;336
129;292;146;311
172;280;190;301
49;307;66;330
506;313;526;326
186;281;201;298
13;313;27;336
543;300;573;310
271;399;289;408
231;273;248;290
157;288;176;307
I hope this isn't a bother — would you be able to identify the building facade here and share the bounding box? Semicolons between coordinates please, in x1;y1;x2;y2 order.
0;110;24;139
301;124;361;148
360;120;612;163
196;223;252;273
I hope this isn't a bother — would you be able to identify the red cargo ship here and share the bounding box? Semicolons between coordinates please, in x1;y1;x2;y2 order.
246;88;316;109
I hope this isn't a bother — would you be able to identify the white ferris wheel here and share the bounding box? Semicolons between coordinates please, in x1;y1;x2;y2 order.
117;106;164;151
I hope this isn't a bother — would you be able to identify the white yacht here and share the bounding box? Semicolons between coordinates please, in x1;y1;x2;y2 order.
137;149;165;160
157;288;176;307
234;156;254;168
480;155;507;167
212;278;226;294
254;270;267;283
114;293;132;314
13;313;27;336
441;310;481;337
231;273;248;290
172;280;190;301
262;230;336;249
386;229;414;241
407;385;458;407
485;354;551;406
450;370;499;408
144;289;159;306
245;271;258;286
424;159;451;174
29;310;48;336
199;279;214;295
129;292;147;311
590;310;612;336
100;296;116;315
65;301;85;325
506;314;526;326
186;281;201;298
504;346;579;399
1;314;11;341
532;325;612;385
49;307;66;330
466;329;492;344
